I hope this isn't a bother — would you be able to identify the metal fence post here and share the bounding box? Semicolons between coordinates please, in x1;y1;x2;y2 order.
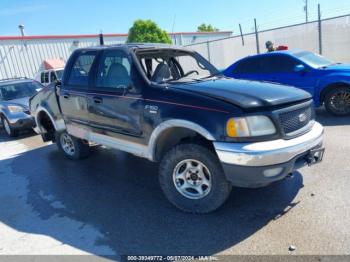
318;4;323;55
239;24;245;46
206;41;211;62
254;18;260;54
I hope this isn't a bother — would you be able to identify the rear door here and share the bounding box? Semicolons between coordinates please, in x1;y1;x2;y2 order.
59;50;97;128
87;48;143;138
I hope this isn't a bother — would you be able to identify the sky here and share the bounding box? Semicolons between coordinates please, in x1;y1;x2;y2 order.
0;0;350;36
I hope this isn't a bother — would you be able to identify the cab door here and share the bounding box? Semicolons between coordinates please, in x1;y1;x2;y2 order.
58;51;97;128
87;49;143;138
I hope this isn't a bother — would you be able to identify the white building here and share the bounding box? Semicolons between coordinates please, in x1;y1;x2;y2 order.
0;31;232;79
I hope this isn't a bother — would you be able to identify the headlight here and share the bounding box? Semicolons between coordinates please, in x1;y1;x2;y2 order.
8;105;25;113
226;116;276;137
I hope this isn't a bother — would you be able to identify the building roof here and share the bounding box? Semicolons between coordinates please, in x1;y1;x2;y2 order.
0;31;233;41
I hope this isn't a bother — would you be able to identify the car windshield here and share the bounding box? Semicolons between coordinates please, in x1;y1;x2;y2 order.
137;49;220;84
56;69;64;80
0;81;42;101
294;51;334;68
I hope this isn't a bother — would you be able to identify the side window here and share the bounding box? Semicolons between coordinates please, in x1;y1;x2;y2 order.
40;72;45;83
67;52;97;87
95;50;131;90
50;72;57;82
234;58;261;74
265;56;299;73
44;72;49;83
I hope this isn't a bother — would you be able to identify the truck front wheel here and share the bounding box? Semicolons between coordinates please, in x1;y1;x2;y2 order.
159;143;232;213
55;131;90;160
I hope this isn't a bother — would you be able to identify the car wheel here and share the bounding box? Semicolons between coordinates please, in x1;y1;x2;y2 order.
324;87;350;116
2;117;18;137
159;143;232;213
55;131;90;160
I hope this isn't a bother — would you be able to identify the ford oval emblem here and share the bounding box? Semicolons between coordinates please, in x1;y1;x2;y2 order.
298;113;307;122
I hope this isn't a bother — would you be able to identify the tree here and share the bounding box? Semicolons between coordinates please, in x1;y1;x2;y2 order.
127;19;172;44
197;23;219;32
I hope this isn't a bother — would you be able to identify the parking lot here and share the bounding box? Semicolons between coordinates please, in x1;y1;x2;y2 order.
0;108;349;258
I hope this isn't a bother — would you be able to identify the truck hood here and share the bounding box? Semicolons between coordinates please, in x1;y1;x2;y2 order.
172;78;311;109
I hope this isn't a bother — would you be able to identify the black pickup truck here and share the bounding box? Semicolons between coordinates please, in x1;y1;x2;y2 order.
30;44;325;213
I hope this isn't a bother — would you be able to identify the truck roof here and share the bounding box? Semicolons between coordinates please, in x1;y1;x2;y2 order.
76;43;191;52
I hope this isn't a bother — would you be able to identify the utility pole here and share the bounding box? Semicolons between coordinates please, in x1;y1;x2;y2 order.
304;0;309;23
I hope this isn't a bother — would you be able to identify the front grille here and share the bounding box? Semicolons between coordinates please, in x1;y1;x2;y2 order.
279;105;314;135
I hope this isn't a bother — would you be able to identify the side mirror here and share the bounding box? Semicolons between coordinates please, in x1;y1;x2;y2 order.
294;64;306;73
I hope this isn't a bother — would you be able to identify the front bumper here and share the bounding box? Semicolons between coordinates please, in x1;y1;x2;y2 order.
7;113;36;130
214;122;324;188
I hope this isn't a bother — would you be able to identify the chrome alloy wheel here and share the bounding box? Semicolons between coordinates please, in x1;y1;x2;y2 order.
60;133;76;156
173;159;212;200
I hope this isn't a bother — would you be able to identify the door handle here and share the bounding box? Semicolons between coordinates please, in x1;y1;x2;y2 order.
63;93;70;99
93;97;103;104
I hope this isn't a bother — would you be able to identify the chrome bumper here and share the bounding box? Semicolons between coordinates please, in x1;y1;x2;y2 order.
214;122;324;167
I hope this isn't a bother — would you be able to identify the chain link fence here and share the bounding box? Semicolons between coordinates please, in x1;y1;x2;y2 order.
186;14;350;69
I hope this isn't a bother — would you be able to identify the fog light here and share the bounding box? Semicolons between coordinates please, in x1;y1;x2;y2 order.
263;167;283;177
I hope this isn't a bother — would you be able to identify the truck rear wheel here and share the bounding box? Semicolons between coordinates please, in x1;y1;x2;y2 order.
159;143;232;213
55;131;90;160
324;87;350;116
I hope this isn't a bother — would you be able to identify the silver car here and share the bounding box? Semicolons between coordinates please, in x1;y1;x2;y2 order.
0;78;43;137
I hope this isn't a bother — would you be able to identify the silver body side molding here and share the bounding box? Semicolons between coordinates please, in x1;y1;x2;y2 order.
148;119;215;160
67;124;151;159
65;120;215;161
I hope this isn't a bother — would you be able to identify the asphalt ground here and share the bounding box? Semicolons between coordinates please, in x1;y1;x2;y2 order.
0;107;349;261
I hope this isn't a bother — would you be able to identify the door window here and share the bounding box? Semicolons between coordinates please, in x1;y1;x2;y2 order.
50;71;57;82
95;50;131;90
67;52;97;87
264;56;299;73
234;57;262;74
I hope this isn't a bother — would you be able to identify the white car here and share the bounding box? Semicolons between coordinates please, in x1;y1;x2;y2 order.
36;68;64;86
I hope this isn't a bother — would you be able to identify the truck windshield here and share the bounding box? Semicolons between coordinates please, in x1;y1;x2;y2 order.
294;51;333;68
137;49;220;84
0;82;42;101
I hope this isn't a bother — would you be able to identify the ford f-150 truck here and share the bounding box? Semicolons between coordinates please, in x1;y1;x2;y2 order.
29;44;325;213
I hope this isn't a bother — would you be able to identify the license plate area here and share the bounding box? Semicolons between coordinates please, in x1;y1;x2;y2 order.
306;147;325;166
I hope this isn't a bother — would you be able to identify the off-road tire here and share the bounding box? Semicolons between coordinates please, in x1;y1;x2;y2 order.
55;131;90;160
159;143;232;214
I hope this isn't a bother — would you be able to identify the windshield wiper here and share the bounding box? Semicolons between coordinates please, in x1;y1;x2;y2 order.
320;62;341;69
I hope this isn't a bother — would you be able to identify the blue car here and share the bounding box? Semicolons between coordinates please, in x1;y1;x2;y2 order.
223;50;350;116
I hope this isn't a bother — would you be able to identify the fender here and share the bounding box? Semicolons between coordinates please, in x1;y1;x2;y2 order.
318;75;350;103
148;119;215;161
34;105;66;134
